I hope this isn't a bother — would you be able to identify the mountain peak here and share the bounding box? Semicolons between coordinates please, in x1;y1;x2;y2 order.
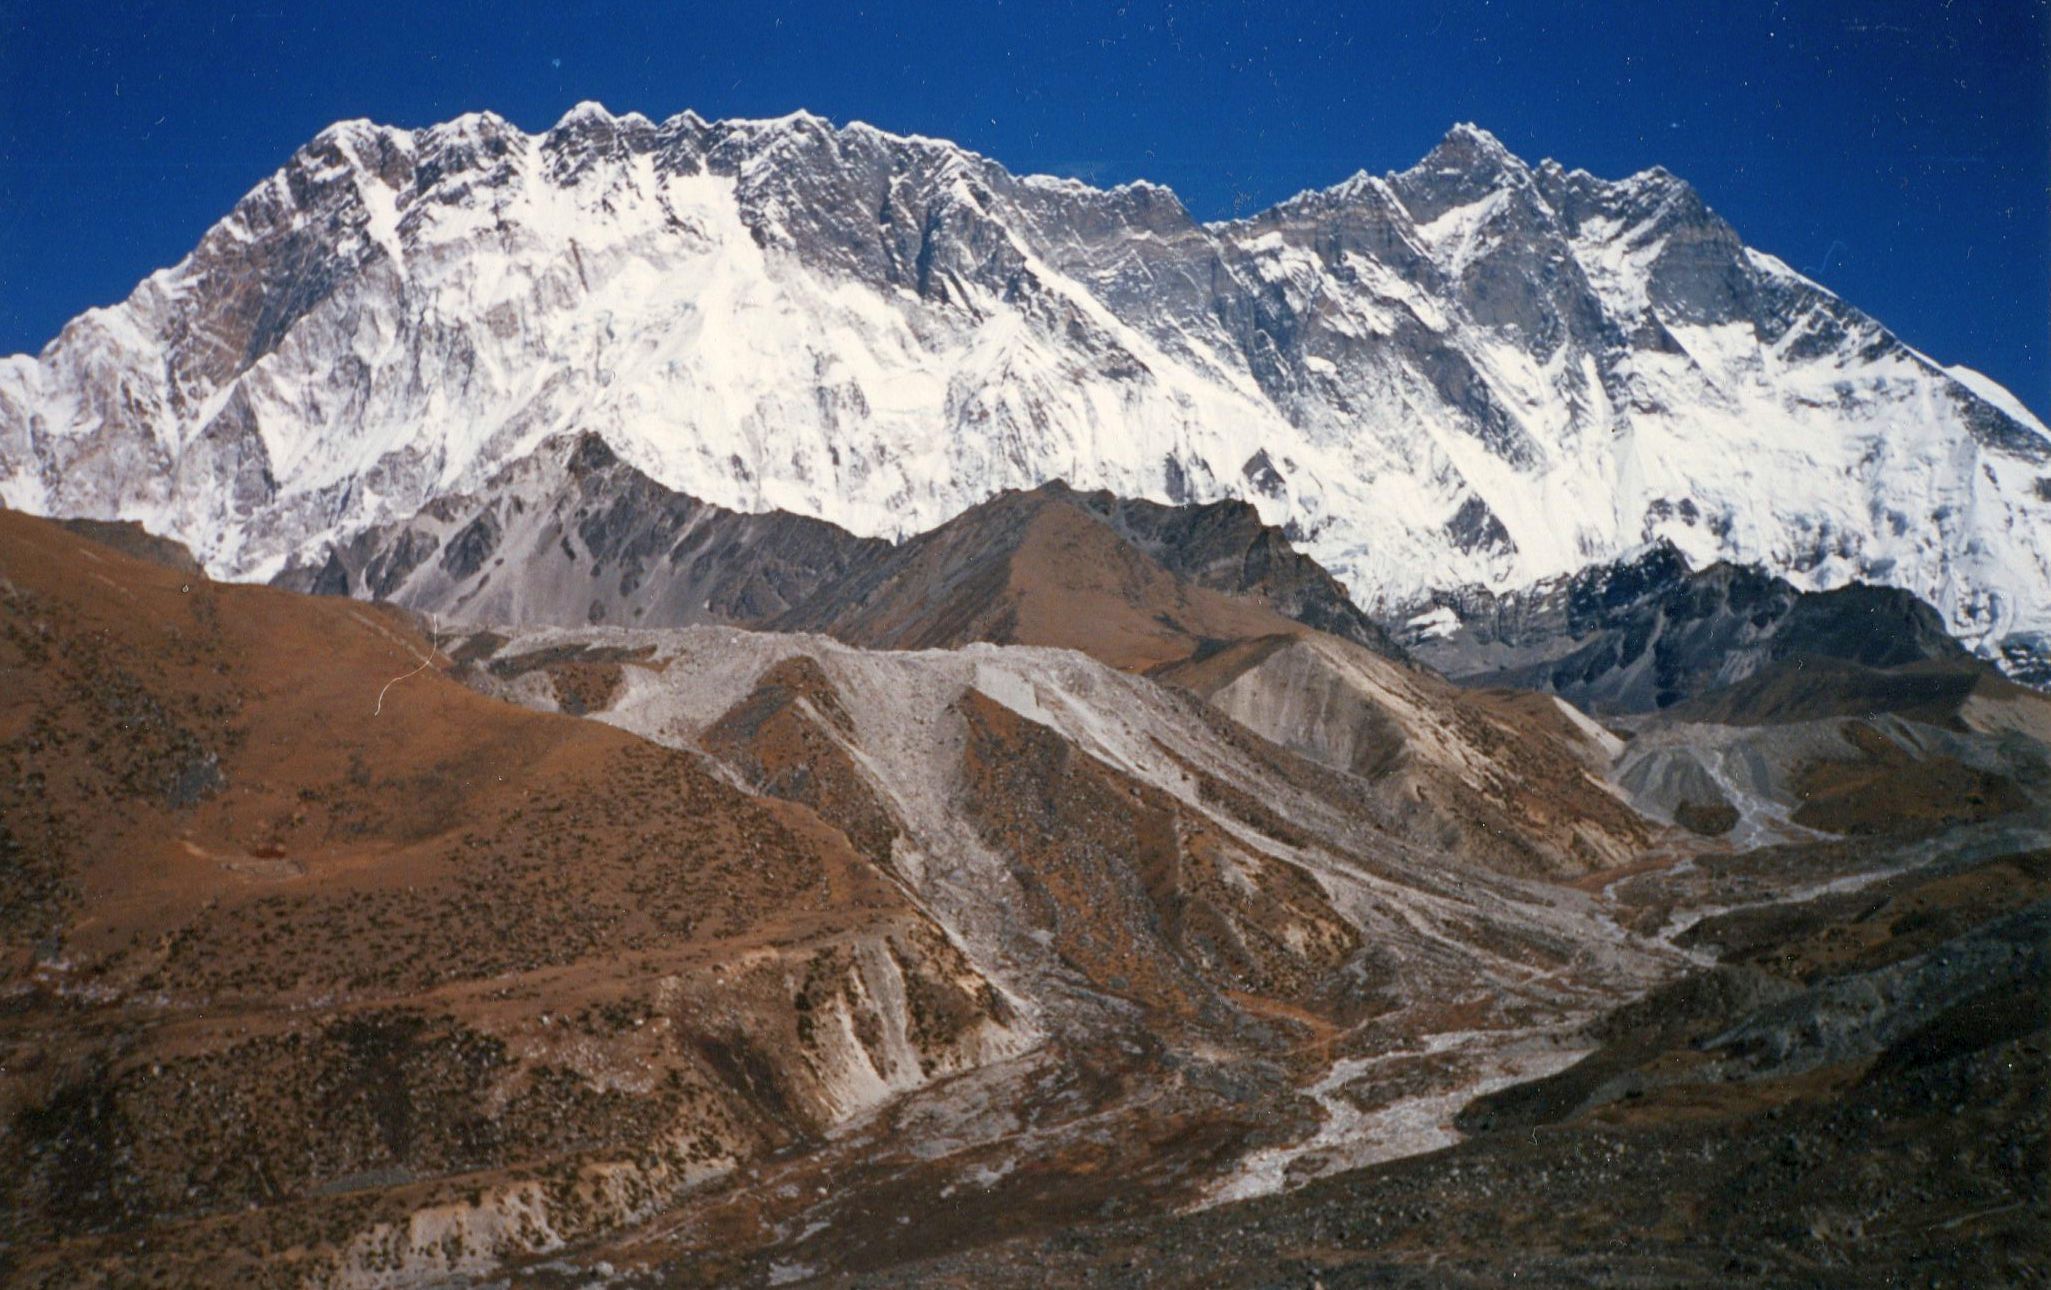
733;107;833;135
555;99;614;126
435;108;516;134
1413;122;1525;176
1440;121;1513;156
309;117;390;147
1390;121;1539;224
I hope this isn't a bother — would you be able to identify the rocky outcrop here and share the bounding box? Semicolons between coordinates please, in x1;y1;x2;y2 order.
1399;541;1982;713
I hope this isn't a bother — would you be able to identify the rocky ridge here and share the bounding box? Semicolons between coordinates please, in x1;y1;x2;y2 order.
1400;539;1983;713
276;431;1404;661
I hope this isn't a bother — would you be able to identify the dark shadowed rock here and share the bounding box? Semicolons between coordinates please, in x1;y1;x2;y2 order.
1398;540;1979;713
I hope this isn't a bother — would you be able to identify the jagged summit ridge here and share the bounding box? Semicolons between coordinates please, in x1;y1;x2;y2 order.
1;107;2045;667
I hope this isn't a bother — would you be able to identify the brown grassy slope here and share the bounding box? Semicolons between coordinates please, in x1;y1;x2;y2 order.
0;511;1012;1285
54;518;202;574
1665;654;2026;728
1789;719;2033;836
0;508;901;989
954;688;1363;1034
700;654;906;867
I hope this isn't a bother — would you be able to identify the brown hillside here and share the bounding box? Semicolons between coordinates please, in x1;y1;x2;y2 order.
0;510;1017;1285
776;484;1310;671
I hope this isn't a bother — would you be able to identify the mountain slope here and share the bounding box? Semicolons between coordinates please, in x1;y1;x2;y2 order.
276;432;1405;659
1152;632;1650;878
10;512;2042;1285
3;106;2044;669
1061;487;1405;657
454;621;1671;1195
0;511;1024;1284
1614;659;2051;846
275;430;893;627
847;825;2051;1288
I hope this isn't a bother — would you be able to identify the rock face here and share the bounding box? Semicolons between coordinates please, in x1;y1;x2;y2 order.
1400;540;1979;713
3;107;2045;669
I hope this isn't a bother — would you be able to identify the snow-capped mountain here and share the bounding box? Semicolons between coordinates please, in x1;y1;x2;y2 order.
3;105;2046;665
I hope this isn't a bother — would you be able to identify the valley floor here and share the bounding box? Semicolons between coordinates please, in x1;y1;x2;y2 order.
460;815;2050;1287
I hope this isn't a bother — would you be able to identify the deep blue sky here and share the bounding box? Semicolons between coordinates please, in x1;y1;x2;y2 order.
3;0;2046;414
